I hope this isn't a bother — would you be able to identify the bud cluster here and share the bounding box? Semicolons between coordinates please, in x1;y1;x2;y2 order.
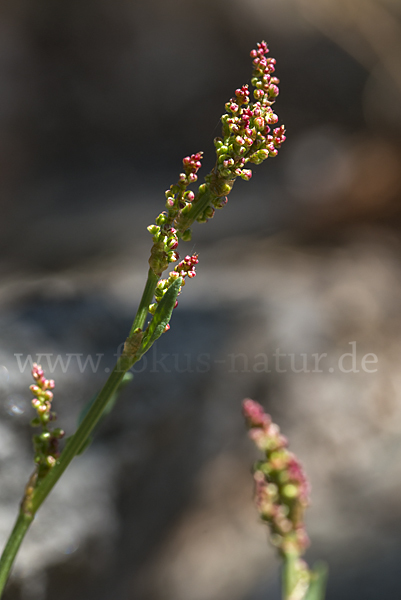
145;42;285;336
147;153;203;275
243;398;310;557
149;254;199;321
30;364;64;478
213;41;286;191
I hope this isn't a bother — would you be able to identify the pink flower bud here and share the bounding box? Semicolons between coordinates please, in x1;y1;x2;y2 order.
241;169;252;181
243;399;270;427
266;112;279;125
167;238;178;250
268;84;279;97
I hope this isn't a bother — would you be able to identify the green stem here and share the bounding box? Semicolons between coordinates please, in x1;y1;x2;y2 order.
0;512;33;597
282;552;298;600
130;268;159;335
0;267;160;596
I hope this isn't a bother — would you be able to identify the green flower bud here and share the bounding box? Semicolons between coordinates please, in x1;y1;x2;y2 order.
147;224;160;235
217;145;229;156
181;203;192;215
258;149;269;160
181;228;192;241
282;484;298;499
46;456;56;467
196;212;208;223
155;213;168;226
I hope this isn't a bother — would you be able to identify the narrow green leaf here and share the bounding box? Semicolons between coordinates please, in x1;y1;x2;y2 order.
139;277;182;355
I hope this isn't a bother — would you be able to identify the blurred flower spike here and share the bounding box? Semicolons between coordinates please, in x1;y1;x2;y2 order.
243;398;310;556
30;364;64;479
243;399;327;600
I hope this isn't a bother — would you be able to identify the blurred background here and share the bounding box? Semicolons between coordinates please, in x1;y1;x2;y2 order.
1;0;401;598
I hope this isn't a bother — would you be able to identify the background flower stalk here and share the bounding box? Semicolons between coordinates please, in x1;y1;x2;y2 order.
243;399;327;600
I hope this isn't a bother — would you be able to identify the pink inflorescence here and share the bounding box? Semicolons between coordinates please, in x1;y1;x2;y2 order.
183;152;203;177
30;364;64;475
146;42;285;335
149;254;199;317
243;398;310;556
174;254;199;279
211;40;286;192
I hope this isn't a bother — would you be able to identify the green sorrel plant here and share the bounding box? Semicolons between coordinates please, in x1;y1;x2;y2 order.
0;41;325;600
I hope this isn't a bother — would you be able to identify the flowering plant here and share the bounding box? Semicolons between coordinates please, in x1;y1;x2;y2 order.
0;41;321;600
243;399;327;600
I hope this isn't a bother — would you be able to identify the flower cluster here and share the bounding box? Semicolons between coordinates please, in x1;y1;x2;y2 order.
211;41;286;192
147;41;285;278
149;254;199;320
147;153;203;275
30;364;64;478
243;398;310;557
146;42;285;336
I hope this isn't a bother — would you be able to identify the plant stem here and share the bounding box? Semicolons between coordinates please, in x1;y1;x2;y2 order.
30;363;126;513
130;268;159;335
0;267;159;596
0;513;33;597
177;186;214;233
282;552;298;600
